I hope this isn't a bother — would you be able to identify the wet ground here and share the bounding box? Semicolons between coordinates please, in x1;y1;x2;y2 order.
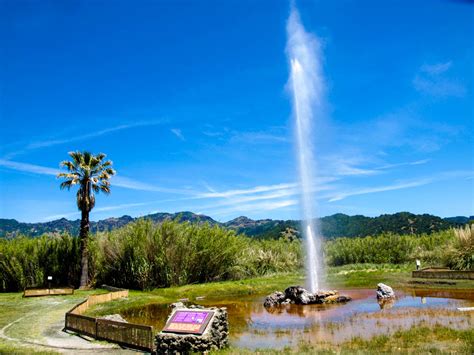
121;288;474;350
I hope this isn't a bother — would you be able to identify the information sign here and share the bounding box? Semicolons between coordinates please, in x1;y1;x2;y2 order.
162;310;214;335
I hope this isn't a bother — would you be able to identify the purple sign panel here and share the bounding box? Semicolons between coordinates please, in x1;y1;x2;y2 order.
162;310;214;335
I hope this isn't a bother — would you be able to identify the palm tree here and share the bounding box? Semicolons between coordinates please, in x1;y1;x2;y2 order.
57;151;116;288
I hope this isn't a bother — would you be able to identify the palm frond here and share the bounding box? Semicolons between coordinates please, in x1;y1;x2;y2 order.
59;160;77;172
99;184;111;194
69;151;83;166
60;180;75;190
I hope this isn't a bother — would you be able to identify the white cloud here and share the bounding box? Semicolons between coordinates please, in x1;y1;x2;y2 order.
230;131;289;144
171;128;185;141
112;176;191;195
420;61;452;75
328;170;473;202
413;75;466;97
197;182;298;198
2;121;164;159
0;159;193;195
204;199;298;218
0;159;59;176
413;61;466;97
376;159;430;170
328;178;432;202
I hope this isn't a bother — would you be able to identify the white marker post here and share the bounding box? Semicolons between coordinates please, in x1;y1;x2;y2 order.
47;276;52;293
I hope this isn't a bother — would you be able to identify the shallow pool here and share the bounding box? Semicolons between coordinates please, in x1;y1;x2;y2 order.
120;288;474;349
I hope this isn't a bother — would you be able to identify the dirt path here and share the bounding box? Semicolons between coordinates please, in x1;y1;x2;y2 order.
0;294;137;354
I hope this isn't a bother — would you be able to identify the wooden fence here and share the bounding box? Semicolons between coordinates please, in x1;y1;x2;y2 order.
412;267;474;280
24;287;74;297
65;288;155;352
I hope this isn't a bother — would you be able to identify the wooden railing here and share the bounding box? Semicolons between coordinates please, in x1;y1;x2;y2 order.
412;267;474;280
65;288;155;352
23;287;74;297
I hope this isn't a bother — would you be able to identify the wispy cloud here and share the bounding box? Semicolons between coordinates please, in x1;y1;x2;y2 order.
170;128;185;141
330;159;379;176
2;121;164;159
0;159;193;196
328;179;432;202
328;170;473;202
203;199;298;219
420;61;452;75
112;176;191;194
0;159;59;176
413;61;466;97
197;182;298;198
230;131;289;144
377;159;430;170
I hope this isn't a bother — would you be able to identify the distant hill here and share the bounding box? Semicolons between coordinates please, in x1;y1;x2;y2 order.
0;212;218;238
0;211;471;239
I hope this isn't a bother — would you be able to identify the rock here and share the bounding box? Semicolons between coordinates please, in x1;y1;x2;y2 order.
335;295;352;303
264;286;351;307
376;283;395;299
99;314;128;323
284;286;318;305
378;297;395;310
264;291;286;307
170;302;185;309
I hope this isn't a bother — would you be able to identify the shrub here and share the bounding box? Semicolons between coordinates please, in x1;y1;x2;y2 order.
444;225;474;270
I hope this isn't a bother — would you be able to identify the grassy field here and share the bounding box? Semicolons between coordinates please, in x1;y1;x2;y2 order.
219;326;474;354
1;265;473;354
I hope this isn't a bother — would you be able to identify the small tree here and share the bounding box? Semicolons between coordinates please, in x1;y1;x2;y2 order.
57;151;115;288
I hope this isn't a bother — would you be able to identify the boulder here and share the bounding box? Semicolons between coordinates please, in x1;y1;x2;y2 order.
264;291;287;308
264;286;351;307
376;283;395;299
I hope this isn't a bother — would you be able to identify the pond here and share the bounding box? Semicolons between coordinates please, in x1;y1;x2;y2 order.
120;288;474;349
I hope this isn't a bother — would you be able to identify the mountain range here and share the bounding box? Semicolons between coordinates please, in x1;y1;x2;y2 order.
0;211;472;239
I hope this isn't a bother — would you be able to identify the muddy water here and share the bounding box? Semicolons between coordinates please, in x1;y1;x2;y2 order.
121;289;474;349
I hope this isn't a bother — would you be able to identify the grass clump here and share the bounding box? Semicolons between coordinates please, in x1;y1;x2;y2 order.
445;224;474;270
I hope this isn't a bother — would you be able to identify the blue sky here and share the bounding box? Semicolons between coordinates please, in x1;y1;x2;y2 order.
0;0;473;223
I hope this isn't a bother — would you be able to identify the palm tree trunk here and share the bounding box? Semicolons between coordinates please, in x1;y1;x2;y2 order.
79;209;90;288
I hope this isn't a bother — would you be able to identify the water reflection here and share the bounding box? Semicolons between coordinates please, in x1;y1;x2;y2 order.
378;297;396;310
121;288;474;350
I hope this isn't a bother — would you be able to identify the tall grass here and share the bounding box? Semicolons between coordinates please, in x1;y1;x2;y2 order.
0;234;80;291
90;219;246;289
0;222;470;292
0;220;302;291
324;228;471;268
90;219;303;289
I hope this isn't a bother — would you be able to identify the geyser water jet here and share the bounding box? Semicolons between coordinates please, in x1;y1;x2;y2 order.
287;6;325;293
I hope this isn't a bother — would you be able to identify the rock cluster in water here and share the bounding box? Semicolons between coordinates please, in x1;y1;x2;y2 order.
264;286;352;307
155;303;228;354
376;283;395;299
